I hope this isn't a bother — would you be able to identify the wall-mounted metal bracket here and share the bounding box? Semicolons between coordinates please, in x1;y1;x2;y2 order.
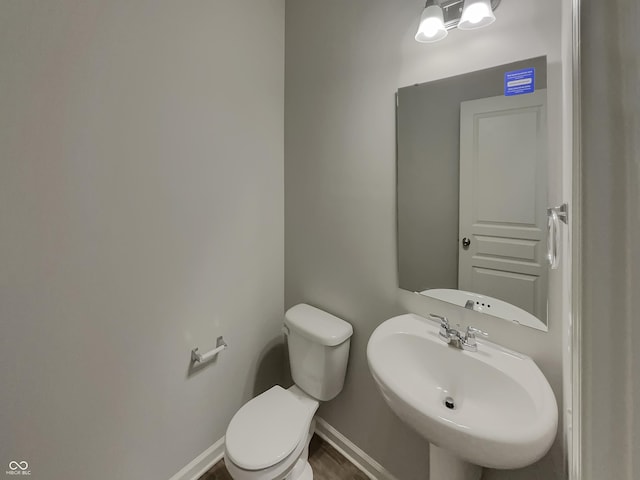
432;0;501;30
191;336;227;364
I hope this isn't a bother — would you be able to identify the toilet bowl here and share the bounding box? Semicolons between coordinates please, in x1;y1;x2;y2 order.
224;304;353;480
225;386;318;480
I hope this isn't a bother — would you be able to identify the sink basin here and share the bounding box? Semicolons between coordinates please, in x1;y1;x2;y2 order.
367;313;557;471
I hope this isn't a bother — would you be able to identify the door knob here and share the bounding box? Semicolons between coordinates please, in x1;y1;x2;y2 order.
462;237;471;249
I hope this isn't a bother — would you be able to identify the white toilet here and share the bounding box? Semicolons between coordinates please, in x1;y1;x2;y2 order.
224;304;353;480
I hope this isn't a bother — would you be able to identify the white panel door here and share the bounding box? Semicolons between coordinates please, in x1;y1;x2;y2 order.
458;90;547;319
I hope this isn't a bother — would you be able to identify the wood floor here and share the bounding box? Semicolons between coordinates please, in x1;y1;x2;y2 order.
199;434;369;480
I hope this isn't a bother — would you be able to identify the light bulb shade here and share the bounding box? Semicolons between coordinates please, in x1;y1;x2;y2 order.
415;5;448;43
458;0;496;30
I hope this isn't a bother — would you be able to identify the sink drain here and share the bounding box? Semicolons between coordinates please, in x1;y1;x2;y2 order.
444;396;455;409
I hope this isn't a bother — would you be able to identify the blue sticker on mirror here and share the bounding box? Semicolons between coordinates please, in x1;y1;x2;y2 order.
504;68;535;96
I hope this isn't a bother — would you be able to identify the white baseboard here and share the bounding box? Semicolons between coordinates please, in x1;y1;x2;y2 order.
168;420;398;480
314;418;399;480
168;436;225;480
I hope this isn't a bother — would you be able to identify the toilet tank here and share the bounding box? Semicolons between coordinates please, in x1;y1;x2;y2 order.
284;304;353;401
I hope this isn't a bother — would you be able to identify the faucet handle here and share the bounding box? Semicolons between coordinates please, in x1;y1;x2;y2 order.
429;313;449;327
461;326;488;352
430;314;451;343
466;326;488;338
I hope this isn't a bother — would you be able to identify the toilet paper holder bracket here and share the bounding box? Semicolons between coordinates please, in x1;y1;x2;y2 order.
191;336;227;364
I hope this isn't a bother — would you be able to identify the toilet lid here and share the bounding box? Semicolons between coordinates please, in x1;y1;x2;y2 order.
225;386;312;470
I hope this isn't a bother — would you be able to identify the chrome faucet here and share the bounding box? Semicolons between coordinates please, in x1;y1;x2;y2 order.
429;314;488;352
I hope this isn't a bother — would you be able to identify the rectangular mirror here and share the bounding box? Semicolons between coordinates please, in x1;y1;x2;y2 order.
397;56;549;330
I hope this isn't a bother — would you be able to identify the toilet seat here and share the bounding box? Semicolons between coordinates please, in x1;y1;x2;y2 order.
225;386;316;472
224;429;310;480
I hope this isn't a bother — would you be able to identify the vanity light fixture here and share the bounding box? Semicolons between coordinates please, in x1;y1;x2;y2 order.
458;0;496;29
414;0;501;43
415;0;448;43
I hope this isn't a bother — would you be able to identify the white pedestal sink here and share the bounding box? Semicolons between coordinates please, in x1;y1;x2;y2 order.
366;314;558;480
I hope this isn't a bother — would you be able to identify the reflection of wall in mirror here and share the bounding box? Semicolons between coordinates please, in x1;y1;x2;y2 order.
397;56;547;294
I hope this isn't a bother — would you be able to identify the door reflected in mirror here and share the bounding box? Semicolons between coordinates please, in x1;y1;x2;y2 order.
397;56;549;330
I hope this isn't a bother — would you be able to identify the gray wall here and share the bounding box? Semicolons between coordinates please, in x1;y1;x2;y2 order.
0;2;284;479
581;0;640;478
397;57;547;292
285;0;565;479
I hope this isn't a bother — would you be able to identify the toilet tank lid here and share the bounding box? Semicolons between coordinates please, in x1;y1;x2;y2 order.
284;304;353;346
